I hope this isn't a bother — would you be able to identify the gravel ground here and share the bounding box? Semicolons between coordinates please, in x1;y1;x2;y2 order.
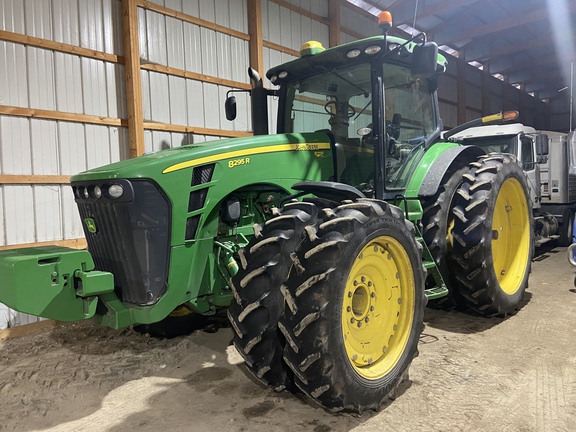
0;243;575;432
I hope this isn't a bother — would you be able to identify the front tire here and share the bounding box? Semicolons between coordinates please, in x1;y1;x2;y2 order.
451;154;533;316
227;201;320;391
279;199;426;413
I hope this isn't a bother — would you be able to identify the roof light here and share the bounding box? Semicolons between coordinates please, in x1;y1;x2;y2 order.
347;49;361;59
278;71;288;79
300;41;325;57
270;75;278;84
365;45;382;55
378;11;392;34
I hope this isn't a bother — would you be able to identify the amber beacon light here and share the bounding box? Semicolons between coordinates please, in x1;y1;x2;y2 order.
378;11;392;33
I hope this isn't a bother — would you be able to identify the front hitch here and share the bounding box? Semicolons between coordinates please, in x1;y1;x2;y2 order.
0;246;114;321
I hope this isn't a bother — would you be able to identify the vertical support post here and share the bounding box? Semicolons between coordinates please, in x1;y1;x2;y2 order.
248;0;264;77
481;61;491;116
457;55;467;124
329;0;341;47
122;0;145;158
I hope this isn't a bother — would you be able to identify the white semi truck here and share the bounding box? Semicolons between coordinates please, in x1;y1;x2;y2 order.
449;124;576;246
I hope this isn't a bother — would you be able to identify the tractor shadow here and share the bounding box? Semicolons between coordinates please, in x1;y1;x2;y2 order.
423;290;533;335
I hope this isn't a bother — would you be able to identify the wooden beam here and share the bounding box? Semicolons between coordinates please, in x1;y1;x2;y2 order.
122;0;145;159
0;320;61;341
269;0;330;25
248;0;264;77
140;63;251;90
482;62;491;116
0;238;87;251
329;0;341;47
0;175;70;184
0;105;125;127
262;40;300;58
0;30;123;64
139;0;250;41
144;121;251;138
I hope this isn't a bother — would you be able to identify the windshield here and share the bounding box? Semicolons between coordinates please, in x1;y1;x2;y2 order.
460;135;518;154
283;61;436;192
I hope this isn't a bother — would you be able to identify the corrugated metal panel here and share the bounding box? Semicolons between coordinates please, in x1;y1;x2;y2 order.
467;85;482;110
467;66;482;87
340;6;377;39
439;102;457;129
27;46;56;110
437;76;457;103
0;0;26;33
0;117;32;174
2;185;35;245
466;108;480;122
0;42;28;107
0;189;5;245
52;0;80;46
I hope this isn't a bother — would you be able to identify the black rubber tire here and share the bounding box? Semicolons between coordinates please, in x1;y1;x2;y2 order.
278;199;426;413
133;306;209;339
227;200;320;391
421;164;468;308
451;154;533;316
558;208;574;247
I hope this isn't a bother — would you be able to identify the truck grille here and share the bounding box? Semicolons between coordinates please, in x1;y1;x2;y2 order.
73;179;171;306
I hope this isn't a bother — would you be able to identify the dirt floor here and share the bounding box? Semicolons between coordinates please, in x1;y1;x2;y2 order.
1;243;576;432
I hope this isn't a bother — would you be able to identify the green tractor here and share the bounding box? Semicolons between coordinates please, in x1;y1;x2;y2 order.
0;13;532;413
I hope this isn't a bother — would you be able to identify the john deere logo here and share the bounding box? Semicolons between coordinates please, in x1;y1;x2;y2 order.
84;218;97;234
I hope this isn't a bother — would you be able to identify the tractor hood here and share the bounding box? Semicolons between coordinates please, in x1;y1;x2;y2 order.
71;131;333;182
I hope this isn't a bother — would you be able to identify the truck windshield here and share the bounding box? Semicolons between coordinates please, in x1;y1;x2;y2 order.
460;135;518;155
283;61;436;192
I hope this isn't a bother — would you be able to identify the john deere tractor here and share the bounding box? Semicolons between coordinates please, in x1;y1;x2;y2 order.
0;12;532;413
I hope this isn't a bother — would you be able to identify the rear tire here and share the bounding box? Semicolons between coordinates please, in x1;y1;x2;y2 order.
279;199;426;413
227;201;320;391
451;154;533;316
421;165;468;308
558;208;574;247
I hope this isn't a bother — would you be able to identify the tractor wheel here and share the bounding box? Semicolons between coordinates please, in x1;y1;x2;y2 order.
278;199;426;413
558;208;574;247
133;306;208;339
421;165;468;308
451;154;533;316
227;201;320;391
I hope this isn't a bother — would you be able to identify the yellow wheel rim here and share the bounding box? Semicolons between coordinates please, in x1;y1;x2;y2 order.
492;177;531;295
342;236;415;380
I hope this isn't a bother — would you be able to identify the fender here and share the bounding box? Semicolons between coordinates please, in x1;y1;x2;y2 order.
406;143;485;198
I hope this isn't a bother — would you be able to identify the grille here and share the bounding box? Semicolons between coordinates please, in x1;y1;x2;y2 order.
192;164;215;186
74;180;171;306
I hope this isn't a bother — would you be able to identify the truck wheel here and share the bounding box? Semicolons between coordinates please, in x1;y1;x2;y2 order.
558;208;574;247
133;306;208;338
421;165;468;308
451;154;533;316
279;199;426;413
227;201;320;391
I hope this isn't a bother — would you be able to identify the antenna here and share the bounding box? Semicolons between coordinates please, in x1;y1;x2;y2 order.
412;0;419;36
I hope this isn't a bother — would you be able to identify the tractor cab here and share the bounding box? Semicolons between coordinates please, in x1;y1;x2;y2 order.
267;30;445;200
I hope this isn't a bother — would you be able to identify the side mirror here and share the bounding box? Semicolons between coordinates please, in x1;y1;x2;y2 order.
225;95;237;121
536;134;549;156
411;41;438;78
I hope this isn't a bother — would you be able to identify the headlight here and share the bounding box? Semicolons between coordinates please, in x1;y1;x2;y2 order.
108;184;124;199
83;187;90;199
92;185;102;199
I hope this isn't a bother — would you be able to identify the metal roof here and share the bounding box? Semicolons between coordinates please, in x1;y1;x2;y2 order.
348;0;576;102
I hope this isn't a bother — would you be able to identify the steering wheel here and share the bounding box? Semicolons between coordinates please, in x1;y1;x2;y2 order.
324;100;356;118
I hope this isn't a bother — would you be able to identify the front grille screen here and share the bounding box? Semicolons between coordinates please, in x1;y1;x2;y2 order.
75;180;171;306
